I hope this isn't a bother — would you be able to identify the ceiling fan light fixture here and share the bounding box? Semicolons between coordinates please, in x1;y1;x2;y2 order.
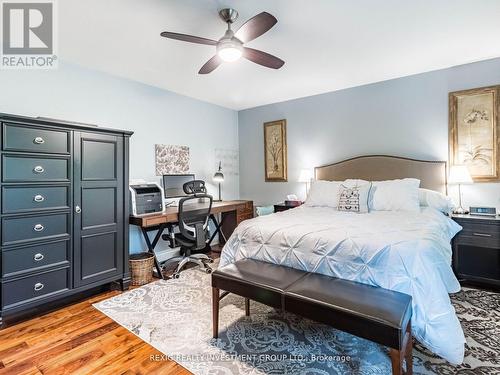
161;9;283;73
217;40;243;62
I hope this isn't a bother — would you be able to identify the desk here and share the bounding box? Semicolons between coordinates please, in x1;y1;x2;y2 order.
130;200;253;279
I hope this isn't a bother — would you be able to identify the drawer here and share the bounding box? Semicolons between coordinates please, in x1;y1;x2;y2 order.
2;240;69;278
237;213;253;223
454;234;500;249
2;185;69;214
3;155;69;182
2;213;69;246
237;202;253;215
458;222;499;240
245;201;253;212
2;268;69;309
3;123;69;154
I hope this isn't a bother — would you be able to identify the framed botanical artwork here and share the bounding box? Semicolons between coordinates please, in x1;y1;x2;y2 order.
449;85;500;181
264;119;287;182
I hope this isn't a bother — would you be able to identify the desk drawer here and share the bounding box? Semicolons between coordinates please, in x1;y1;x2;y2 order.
2;240;69;278
2;213;69;246
3;156;69;182
237;201;253;215
3;123;70;154
2;185;69;214
237;213;253;223
2;268;69;309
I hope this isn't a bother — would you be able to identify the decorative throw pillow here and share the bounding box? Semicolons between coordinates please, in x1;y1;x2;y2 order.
304;180;342;208
337;182;371;213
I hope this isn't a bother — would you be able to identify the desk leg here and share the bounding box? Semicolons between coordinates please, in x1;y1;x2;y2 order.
141;224;167;280
208;214;227;251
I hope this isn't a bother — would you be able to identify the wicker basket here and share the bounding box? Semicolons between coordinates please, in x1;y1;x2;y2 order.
129;252;155;286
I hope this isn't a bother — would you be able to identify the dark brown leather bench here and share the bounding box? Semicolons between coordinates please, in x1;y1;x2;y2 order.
212;259;413;375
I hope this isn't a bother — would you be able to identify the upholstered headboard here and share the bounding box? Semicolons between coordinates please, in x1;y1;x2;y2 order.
315;155;447;194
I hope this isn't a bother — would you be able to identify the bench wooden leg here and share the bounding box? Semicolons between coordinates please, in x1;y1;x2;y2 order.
390;323;413;375
390;348;403;375
245;298;250;316
212;287;219;339
405;324;413;375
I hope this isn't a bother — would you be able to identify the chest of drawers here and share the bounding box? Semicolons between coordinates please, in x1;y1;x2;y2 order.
0;113;133;327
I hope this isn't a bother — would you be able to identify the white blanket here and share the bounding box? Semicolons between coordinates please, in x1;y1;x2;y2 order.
220;206;465;364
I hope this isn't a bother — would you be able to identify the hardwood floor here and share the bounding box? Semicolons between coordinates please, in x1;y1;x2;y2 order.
0;249;222;375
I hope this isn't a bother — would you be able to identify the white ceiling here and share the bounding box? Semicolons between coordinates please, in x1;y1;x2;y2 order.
60;0;500;110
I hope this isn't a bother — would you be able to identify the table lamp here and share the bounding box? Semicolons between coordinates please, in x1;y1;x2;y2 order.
298;169;314;197
448;165;473;214
213;161;224;201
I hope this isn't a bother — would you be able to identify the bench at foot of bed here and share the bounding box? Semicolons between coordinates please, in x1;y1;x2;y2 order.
212;259;413;375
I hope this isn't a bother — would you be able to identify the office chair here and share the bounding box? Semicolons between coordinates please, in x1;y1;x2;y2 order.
164;180;214;279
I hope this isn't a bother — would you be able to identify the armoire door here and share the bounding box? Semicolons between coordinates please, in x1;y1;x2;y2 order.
73;132;124;287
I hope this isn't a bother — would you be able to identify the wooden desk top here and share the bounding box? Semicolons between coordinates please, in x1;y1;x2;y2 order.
129;200;252;228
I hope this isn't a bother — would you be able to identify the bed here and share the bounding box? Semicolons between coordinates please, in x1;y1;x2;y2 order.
219;155;466;364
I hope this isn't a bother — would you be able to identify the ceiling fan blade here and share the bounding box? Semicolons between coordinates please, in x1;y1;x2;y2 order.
234;12;277;43
243;47;284;69
160;31;217;46
198;55;223;74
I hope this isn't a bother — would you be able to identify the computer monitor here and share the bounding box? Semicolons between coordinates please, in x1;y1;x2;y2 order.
163;174;195;199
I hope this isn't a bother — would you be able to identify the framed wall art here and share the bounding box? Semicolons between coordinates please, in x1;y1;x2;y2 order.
449;85;500;181
155;144;190;175
264;119;287;182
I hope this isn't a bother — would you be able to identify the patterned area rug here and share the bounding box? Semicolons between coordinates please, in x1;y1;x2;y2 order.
94;265;500;375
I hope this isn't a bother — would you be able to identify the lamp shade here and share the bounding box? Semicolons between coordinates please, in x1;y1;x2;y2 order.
298;169;314;183
213;161;224;182
213;171;224;182
448;165;473;185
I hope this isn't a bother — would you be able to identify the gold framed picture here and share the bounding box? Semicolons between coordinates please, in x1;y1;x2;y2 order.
264;119;287;182
449;85;500;181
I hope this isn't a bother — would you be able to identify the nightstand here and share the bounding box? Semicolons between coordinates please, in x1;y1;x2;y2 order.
451;214;500;289
274;202;302;212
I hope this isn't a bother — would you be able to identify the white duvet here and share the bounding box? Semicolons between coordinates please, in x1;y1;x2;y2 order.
220;206;466;364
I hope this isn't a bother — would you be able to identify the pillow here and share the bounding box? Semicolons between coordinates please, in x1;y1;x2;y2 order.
370;178;420;212
337;182;371;213
255;205;275;216
304;180;341;208
419;188;455;213
344;179;369;185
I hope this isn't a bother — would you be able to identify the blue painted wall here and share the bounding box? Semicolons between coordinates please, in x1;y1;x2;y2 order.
0;62;239;254
238;58;500;209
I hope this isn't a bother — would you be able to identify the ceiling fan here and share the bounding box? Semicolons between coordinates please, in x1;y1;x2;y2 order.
160;8;284;74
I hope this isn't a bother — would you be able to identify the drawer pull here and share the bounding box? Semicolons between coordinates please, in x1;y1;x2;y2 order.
34;282;44;292
33;137;45;144
33;224;44;232
34;253;45;262
33;194;45;203
472;232;492;237
33;165;45;174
